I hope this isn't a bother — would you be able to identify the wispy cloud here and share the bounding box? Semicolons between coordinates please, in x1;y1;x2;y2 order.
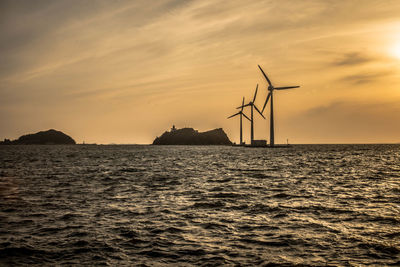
332;52;374;66
339;70;394;85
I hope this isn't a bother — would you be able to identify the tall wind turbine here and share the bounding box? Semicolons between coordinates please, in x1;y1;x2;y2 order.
258;65;300;147
228;97;251;145
238;84;265;144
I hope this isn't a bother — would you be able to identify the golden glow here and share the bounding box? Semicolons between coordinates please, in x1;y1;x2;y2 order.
390;40;400;59
1;1;400;144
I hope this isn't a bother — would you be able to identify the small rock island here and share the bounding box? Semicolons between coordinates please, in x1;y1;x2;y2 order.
153;126;232;145
1;129;76;145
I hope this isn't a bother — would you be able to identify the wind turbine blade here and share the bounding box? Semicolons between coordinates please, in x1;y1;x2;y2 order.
253;84;258;103
242;112;251;121
261;92;271;113
275;86;300;90
254;105;265;119
258;65;272;86
237;103;251;109
227;112;240;119
241;97;245;111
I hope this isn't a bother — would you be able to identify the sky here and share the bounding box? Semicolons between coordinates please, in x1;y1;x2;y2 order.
1;0;400;144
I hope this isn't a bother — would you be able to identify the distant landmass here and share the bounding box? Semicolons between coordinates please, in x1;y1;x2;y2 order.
0;129;76;145
153;126;232;145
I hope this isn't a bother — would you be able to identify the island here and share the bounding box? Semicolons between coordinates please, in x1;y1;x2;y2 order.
153;126;232;145
0;129;76;145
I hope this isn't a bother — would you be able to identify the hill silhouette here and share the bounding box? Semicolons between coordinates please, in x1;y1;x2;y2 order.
153;127;232;145
1;129;76;145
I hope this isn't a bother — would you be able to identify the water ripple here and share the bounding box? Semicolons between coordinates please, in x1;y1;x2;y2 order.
0;144;399;265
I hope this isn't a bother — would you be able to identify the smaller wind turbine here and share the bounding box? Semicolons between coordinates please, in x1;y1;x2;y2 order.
237;84;265;144
228;97;250;145
259;65;300;147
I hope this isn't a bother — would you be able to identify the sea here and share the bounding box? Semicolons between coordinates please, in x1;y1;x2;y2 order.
0;144;399;266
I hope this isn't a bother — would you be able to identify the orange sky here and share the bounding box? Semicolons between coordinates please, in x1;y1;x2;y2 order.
1;0;400;144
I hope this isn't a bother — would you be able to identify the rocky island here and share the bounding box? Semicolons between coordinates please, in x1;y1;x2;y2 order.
0;129;76;145
153;126;232;145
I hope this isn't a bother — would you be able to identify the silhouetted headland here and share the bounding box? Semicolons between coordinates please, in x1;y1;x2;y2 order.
153;126;232;145
0;129;76;145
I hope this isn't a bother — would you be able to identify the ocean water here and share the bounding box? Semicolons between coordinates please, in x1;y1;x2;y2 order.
0;144;399;266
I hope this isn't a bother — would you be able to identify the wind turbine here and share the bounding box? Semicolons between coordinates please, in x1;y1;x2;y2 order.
227;97;250;145
258;65;300;147
238;84;265;144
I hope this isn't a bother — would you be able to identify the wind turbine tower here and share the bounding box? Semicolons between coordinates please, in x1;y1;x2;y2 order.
228;97;250;145
239;84;265;144
258;65;300;147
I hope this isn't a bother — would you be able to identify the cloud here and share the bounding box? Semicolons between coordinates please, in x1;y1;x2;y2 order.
339;70;394;85
331;52;374;66
327;51;396;85
287;100;400;143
